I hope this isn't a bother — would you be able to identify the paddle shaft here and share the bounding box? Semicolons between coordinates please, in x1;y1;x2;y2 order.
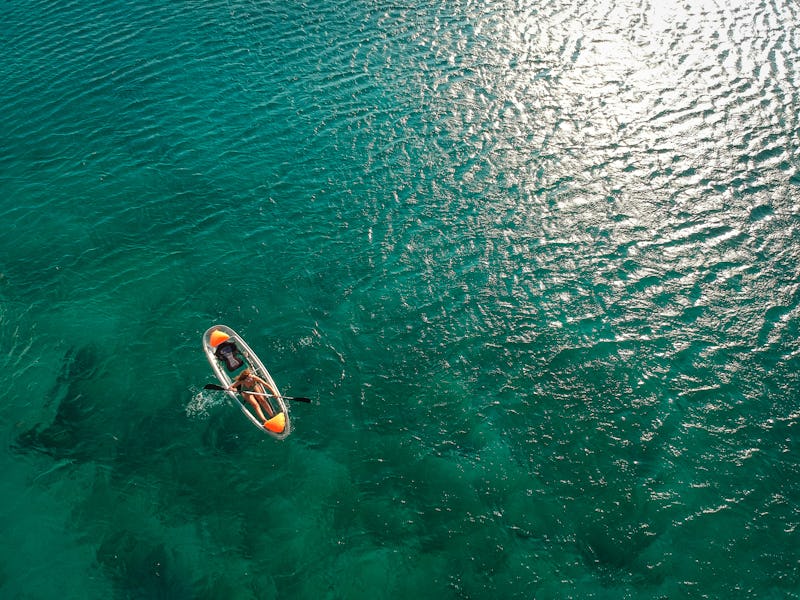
204;383;311;403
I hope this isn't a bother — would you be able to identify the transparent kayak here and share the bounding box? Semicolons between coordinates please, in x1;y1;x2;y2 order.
202;325;291;439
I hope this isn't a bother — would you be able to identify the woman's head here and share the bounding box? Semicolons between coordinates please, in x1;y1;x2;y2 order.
235;368;252;381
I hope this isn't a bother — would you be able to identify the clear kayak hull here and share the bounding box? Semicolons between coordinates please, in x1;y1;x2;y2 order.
202;325;291;439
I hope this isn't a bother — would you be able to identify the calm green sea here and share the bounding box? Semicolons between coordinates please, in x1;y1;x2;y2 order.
1;0;799;597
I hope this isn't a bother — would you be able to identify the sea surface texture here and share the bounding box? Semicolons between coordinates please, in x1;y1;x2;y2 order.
1;0;799;598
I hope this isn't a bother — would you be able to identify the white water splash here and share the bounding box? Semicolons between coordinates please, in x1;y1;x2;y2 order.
185;389;225;420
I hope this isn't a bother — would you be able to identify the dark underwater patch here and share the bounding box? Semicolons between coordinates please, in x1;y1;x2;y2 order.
574;481;663;586
14;345;105;461
96;529;195;600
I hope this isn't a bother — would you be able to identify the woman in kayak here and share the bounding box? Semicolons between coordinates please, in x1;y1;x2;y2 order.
230;369;276;425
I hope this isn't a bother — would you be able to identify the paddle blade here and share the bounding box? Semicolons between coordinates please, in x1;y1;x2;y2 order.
288;396;312;403
203;384;227;391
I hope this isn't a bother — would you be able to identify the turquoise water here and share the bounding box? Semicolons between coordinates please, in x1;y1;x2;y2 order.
1;0;799;597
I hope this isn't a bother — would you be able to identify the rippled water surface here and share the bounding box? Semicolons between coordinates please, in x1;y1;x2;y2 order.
1;0;799;597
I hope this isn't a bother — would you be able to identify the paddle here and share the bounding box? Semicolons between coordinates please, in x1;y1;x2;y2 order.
203;383;311;403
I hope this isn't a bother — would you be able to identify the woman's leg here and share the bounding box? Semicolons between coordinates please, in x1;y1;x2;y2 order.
244;394;269;422
255;384;275;417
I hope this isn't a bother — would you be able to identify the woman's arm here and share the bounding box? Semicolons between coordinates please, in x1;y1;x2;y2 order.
256;376;279;397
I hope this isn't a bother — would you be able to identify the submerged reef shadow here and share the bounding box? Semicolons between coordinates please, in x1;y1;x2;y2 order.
14;345;109;461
